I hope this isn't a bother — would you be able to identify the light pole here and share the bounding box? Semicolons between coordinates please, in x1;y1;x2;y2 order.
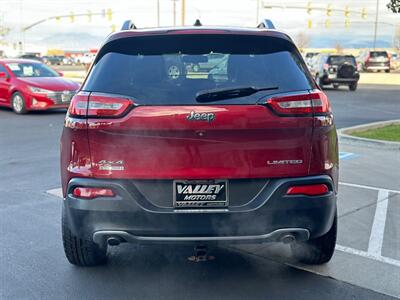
181;0;185;26
256;0;260;24
172;0;177;26
157;0;160;27
373;0;380;49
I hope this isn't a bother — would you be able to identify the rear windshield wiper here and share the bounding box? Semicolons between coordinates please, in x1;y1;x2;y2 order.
195;86;279;103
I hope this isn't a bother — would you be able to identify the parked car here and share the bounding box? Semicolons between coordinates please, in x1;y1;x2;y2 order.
0;59;80;114
357;50;390;73
312;54;359;91
18;53;43;62
304;52;319;68
60;23;338;267
42;55;64;65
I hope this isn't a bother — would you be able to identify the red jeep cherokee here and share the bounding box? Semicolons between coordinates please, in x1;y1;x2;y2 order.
61;22;338;266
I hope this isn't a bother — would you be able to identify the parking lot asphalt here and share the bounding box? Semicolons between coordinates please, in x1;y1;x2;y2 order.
0;83;399;299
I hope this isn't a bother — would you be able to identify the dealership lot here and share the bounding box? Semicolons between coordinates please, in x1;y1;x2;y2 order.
0;83;399;299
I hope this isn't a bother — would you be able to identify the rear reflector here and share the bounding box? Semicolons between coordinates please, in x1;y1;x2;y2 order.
68;92;132;118
266;91;331;116
72;187;115;199
286;184;329;196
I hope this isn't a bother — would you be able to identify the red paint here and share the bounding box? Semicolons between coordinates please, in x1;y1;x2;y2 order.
0;59;80;111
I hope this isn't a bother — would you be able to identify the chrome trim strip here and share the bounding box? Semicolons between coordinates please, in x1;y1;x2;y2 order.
93;228;310;244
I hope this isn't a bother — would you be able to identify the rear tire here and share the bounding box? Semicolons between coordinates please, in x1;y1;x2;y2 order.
316;75;323;89
291;212;337;265
11;92;28;114
333;83;339;89
385;69;390;73
349;82;357;91
62;207;107;266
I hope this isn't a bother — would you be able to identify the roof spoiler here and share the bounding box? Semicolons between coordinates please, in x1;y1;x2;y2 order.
257;19;275;29
121;20;137;31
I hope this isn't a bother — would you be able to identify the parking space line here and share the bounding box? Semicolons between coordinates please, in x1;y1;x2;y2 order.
47;188;63;198
368;190;389;256
335;244;400;268
339;182;400;194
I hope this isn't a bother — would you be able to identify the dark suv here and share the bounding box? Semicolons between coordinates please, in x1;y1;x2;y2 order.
60;22;338;267
312;54;359;91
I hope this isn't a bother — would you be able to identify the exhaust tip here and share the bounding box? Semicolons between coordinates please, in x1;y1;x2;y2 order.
280;234;296;244
107;237;122;246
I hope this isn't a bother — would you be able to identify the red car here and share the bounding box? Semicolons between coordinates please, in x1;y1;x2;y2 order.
61;21;338;266
0;59;80;114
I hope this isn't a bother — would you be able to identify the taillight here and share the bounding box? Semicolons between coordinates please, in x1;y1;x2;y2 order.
68;91;90;117
72;187;115;199
323;63;329;70
68;92;133;118
286;184;329;196
266;91;331;116
88;93;132;117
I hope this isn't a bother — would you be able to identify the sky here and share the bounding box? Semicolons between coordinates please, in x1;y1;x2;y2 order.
0;0;399;53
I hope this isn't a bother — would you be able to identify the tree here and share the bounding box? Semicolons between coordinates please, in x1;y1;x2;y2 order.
387;0;400;12
334;42;343;54
295;32;311;52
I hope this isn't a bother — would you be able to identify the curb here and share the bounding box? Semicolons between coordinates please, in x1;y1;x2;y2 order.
338;120;400;150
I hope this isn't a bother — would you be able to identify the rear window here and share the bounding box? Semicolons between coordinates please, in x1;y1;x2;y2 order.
83;34;314;105
370;51;388;58
327;56;356;65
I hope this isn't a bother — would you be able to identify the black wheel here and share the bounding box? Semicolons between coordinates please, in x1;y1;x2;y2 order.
385;69;390;73
315;75;323;88
333;83;339;89
291;212;337;265
62;206;107;266
349;82;357;91
11;92;28;114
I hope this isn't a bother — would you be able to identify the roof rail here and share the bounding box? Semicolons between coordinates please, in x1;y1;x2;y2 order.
121;20;137;31
193;19;202;26
257;19;275;29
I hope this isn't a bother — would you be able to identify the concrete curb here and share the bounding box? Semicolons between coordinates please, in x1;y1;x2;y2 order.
338;120;400;150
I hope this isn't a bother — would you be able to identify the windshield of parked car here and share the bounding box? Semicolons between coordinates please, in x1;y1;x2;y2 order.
328;56;356;65
83;34;314;105
6;62;60;78
370;51;388;58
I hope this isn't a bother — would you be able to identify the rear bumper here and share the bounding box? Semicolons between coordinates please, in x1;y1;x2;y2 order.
322;75;359;85
64;175;337;245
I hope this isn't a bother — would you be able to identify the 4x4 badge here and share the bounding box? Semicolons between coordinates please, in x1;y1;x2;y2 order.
186;111;215;123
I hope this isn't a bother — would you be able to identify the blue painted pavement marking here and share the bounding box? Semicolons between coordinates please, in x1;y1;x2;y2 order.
339;152;358;160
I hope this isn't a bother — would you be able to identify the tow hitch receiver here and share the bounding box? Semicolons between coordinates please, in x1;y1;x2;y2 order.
188;245;215;262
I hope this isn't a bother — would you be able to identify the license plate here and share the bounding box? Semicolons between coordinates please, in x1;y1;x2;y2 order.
173;180;228;209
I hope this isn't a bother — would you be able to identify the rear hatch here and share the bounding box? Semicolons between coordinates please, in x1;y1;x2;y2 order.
75;33;327;207
368;51;389;66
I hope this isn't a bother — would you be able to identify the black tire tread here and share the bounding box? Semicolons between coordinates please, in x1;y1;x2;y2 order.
62;208;107;266
291;212;337;265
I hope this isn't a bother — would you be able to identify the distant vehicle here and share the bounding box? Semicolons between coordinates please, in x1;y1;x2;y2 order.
62;56;74;65
304;52;319;67
18;53;43;62
76;53;94;65
358;50;390;73
312;54;359;91
0;59;80;114
43;55;64;65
